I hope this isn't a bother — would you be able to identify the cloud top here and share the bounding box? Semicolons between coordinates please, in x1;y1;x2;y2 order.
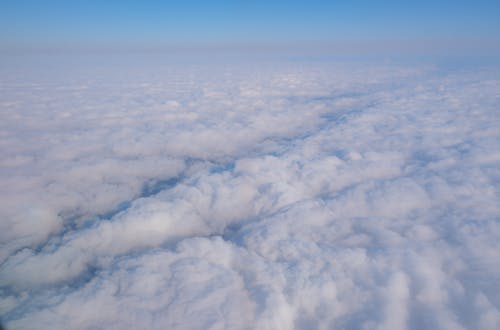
1;55;500;329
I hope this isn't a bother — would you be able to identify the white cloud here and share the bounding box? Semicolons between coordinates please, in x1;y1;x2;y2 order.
1;55;499;329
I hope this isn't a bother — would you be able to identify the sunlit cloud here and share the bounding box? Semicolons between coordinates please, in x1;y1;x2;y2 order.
1;54;499;329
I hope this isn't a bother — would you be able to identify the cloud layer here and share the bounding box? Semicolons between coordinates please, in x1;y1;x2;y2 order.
1;54;500;329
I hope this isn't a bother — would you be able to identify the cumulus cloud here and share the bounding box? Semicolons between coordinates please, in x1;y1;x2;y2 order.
1;54;499;329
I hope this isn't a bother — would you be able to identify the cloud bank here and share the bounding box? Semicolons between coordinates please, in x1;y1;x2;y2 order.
1;54;499;329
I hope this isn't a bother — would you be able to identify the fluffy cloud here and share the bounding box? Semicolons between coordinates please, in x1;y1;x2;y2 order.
0;54;499;329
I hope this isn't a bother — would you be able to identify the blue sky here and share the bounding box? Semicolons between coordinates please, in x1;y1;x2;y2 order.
1;0;499;49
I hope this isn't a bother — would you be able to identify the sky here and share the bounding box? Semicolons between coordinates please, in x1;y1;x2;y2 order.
1;1;500;329
1;0;500;50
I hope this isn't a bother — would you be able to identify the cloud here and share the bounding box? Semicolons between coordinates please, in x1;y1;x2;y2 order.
1;54;499;329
